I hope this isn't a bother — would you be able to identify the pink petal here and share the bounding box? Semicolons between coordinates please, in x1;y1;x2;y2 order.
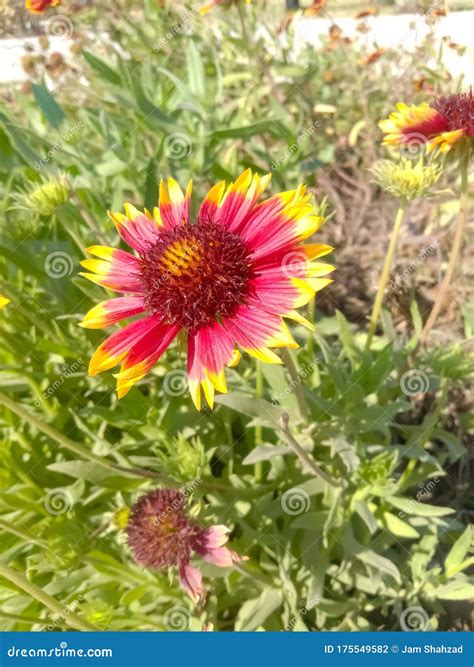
179;562;204;604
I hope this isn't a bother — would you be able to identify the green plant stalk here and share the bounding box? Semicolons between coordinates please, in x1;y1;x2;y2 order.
279;413;340;488
254;360;264;481
0;392;160;480
0;562;98;632
365;199;407;350
281;348;310;422
420;152;469;345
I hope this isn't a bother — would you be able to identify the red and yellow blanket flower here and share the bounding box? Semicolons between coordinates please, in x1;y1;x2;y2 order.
80;169;334;409
25;0;60;14
200;0;250;16
379;91;474;154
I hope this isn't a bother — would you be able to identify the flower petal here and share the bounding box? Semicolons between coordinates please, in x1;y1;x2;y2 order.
108;206;160;254
114;320;180;398
159;178;192;229
88;315;162;376
187;322;236;409
80;246;142;293
80;296;145;329
179;562;204;604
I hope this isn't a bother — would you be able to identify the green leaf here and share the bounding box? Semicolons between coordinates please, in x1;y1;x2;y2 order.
356;550;401;584
31;83;66;129
336;310;361;366
186;41;205;99
242;445;290;465
83;51;122;86
353;500;377;534
235;589;282;631
430;580;474;601
386;496;455;517
444;526;473;577
382;512;419;539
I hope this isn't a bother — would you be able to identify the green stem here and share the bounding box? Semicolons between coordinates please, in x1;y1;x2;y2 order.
0;562;98;632
420;151;469;345
279;413;340;488
281;348;310;422
365;199;407;350
254;361;264;481
0;392;161;480
418;378;449;449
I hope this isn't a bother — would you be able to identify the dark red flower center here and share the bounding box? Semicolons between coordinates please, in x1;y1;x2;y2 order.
126;489;205;570
434;91;474;136
139;221;254;333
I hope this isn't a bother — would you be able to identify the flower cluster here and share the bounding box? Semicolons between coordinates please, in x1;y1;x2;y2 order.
25;0;60;14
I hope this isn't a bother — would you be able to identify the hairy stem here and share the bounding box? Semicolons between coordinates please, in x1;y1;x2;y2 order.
419;153;469;345
279;413;340;487
366;199;406;350
281;349;310;422
0;562;98;632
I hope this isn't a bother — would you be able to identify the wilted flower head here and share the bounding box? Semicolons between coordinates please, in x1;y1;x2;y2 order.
200;0;250;15
379;91;474;154
126;489;242;603
15;174;70;217
25;0;60;14
371;158;442;200
80;168;334;409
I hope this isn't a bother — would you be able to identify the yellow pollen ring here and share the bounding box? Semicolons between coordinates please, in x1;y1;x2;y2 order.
160;239;203;277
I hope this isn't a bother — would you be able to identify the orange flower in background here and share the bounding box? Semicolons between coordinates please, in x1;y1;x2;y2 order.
380;91;474;154
25;0;60;14
199;0;250;16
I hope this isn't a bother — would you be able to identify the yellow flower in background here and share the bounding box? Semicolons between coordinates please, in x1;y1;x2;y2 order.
200;0;251;16
379;91;474;154
0;296;10;309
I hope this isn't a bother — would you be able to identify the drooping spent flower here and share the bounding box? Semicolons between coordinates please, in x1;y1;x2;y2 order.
126;489;242;603
79;169;334;408
379;91;474;154
371;158;442;200
25;0;60;14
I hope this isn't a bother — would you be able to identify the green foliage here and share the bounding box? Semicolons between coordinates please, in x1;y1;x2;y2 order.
0;0;471;633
